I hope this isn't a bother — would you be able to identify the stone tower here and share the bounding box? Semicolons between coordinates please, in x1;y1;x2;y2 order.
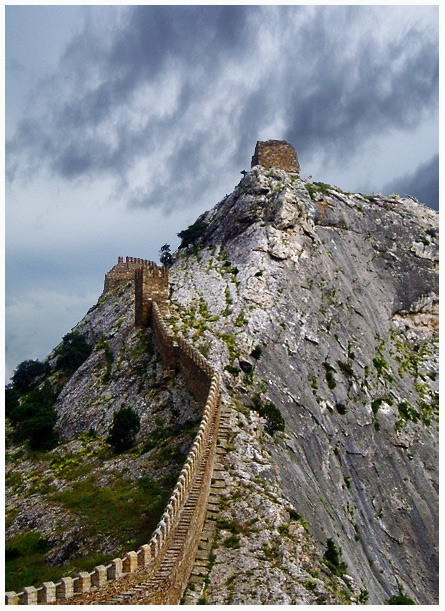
251;140;300;173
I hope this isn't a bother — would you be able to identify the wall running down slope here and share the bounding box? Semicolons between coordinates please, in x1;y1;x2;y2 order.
5;260;222;606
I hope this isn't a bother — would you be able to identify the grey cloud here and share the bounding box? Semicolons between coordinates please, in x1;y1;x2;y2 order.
6;57;25;73
284;8;438;162
7;5;438;213
110;5;249;74
383;154;438;211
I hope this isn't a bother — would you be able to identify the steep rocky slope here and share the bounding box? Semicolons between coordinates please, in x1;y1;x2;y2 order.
6;164;438;605
167;167;438;604
5;282;202;593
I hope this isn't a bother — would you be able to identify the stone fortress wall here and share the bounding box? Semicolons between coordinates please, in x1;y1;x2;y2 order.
6;258;222;605
251;139;300;173
104;256;168;293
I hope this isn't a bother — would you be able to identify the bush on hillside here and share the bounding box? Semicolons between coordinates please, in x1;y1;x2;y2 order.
250;394;285;435
177;220;208;249
5;385;19;419
10;381;58;450
387;592;416;605
323;538;347;575
54;331;92;375
11;360;49;394
107;405;141;453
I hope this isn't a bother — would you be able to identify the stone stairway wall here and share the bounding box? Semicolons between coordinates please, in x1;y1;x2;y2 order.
5;260;223;606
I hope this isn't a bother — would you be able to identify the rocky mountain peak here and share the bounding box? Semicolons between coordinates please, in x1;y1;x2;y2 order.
170;161;438;603
6;146;438;604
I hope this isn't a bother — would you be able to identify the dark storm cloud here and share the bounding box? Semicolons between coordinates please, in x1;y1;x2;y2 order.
383;154;439;211
283;7;438;161
7;5;438;208
110;5;248;75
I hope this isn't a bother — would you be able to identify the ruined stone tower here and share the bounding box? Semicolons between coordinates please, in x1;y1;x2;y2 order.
251;140;300;173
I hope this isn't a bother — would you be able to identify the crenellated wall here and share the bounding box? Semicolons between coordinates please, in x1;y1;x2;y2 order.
135;267;169;324
6;258;222;606
104;256;168;294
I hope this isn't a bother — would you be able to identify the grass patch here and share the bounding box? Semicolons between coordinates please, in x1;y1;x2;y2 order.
225;365;241;375
50;475;171;552
222;535;240;549
142;426;172;452
5;532;61;592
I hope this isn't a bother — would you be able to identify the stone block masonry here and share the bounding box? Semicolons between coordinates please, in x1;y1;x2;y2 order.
135;266;169;324
103;256;167;294
251;139;300;173
6;257;222;606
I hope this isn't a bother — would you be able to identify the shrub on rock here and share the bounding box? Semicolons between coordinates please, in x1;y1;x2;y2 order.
107;405;141;452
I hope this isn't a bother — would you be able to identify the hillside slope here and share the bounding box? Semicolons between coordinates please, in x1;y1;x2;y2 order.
6;165;438;605
5;282;203;593
167;167;438;604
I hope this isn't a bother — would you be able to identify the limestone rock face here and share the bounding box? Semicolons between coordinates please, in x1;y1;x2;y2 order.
5;166;438;604
170;167;438;604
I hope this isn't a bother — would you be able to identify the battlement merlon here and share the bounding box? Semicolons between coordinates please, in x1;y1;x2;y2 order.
103;257;167;294
251;140;300;173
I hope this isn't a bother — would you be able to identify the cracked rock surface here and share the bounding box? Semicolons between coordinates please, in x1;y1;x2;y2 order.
169;167;438;604
5;166;438;604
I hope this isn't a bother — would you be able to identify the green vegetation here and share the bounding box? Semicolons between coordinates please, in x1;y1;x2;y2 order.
335;402;347;415
177;220;208;249
159;243;173;268
250;345;263;359
337;360;354;377
222;535;240;549
222;287;233;317
50;473;171;555
218;333;238;361
132;330;154;361
235;311;248;327
5;385;20;419
250;394;284;435
397;400;420;425
311;376;318;395
54;331;92;375
323;538;347;575
305;181;348;200
323;362;337;390
8;381;57;450
11;360;49;394
225;365;241;376
371;395;393;415
142;426;172;452
216;517;243;534
5;527;113;594
5;532;61;593
262;542;280;560
106;405;141;453
96;339;114;383
387;594;415;605
373;355;389;376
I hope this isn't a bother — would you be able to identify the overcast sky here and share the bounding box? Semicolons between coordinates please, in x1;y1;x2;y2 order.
4;3;439;382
